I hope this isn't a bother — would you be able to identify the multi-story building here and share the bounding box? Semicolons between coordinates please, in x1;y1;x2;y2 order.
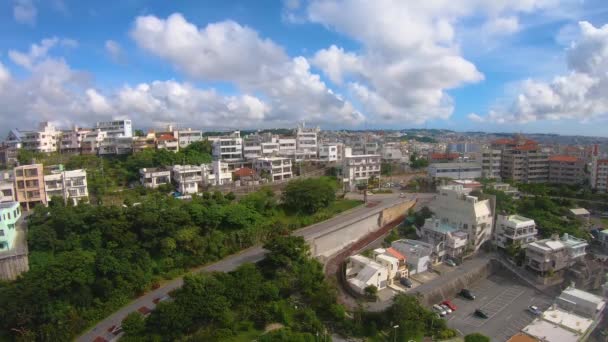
548;155;586;185
345;255;390;294
43;169;88;205
427;162;482;181
494;214;537;249
492;137;549;183
139;168;171;189
380;142;405;162
98;136;133;155
341;148;381;191
295;124;319;161
59;127;91;154
132;132;157;153
428;152;461;163
278;137;297;159
254;157;293;182
390;239;433;274
211;131;243;161
319;143;344;162
590;145;608;193
525;233;588;275
95;119;133;138
80;130;108;155
208;160;233;186
428;185;494;252
243;133;264;159
0;172;15;203
156;134;179;152
0;145;19;167
448;142;480;153
480;148;502;179
13;164;46;210
172;165;203;195
5;122;60;153
418;218;469;262
0;202;21;251
177;129;203;149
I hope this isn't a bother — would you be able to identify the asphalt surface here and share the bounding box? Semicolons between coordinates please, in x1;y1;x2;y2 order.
445;272;554;342
78;193;423;342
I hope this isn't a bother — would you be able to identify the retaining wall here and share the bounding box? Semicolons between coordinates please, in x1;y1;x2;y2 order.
0;253;29;280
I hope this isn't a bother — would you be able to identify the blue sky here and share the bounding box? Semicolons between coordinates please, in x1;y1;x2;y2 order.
1;0;608;136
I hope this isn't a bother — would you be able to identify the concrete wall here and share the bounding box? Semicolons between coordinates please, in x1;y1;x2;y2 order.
0;253;29;280
380;201;415;226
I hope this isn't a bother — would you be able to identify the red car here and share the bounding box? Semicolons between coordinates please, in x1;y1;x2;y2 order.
442;300;457;311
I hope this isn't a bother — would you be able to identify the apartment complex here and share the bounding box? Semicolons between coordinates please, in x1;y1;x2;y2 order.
494;214;537;249
253;157;293;182
43;169;88;205
59;127;91;154
0;202;21;251
13;164;46;210
427;162;482;181
341;148;381;191
211;131;243;161
0;172;15;203
5;122;60;153
140;168;171;189
480;148;502;179
95;119;133;138
295;124;319;161
492;137;549;183
177;129;203;148
548;155;585;185
418;218;469;262
318;143;344;162
172;165;203;195
590;145;608;193
524;233;588;275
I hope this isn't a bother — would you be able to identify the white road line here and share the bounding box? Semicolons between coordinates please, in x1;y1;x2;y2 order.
506;314;513;320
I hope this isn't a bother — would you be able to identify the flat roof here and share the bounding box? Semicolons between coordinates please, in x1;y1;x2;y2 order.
429;162;482;168
542;308;593;333
507;333;538;342
560;287;605;305
522;319;580;342
0;202;19;209
509;215;534;224
569;208;590;216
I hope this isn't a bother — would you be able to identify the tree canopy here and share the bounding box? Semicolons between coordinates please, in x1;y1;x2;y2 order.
282;177;338;215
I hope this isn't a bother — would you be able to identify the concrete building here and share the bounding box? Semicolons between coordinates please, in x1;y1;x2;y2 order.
243;134;264;159
489;183;520;197
177;129;203;148
0;202;21;251
481;148;502;179
525;234;588;275
95;119;133;138
418;218;469;262
494;214;537;249
380;142;405;162
278;137;297;159
427;162;482;181
14;164;46;210
208;160;233;186
428;185;494;252
254;157;293;182
346;255;390;294
140;168;171;189
428;152;461;163
156;134;179;152
598;229;608;252
448;142;480;153
341;148;381;191
373;247;409;279
548;155;586;185
172;165;203;195
0;145;19;167
211;131;243;161
590;145;608;193
132;132;157;153
43;169;89;205
569;208;590;226
556;286;606;320
492;137;549;183
391;239;433;274
5;122;60;153
522;307;596;342
295;124;319;161
80;130;108;155
0;172;15;203
98;136;133;155
59;127;91;154
319;143;345;162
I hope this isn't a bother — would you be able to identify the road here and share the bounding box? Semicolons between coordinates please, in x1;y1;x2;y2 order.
78;193;423;342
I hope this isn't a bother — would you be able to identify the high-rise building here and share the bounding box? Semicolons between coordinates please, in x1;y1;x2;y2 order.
295;123;319;161
548;155;586;185
13;164;46;210
480;148;502;179
590;144;608;193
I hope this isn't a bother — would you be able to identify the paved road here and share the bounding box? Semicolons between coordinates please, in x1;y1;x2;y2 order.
78;193;417;342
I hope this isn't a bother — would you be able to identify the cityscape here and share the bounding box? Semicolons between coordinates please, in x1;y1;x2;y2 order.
1;1;608;342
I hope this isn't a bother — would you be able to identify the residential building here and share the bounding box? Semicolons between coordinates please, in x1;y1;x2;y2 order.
211;131;243;161
295;124;319;161
448;142;480;153
0;202;21;251
345;254;390;294
418;218;469;262
492;137;549;183
448;179;482;192
481;148;502;179
132;132;157;153
556;286;606;320
428;185;494;252
341;148;381;191
80;130;108;155
380;142;405;162
177;129;203;148
569;208;590;226
372;247;409;279
43;169;89;205
139;168;171;189
95;119;133;138
428;152;461;163
364;142;380;155
319;143;344;162
254;157;293;182
548;155;586;185
261;140;280;157
590;145;608;193
156;133;179;152
59;127;90;154
0;145;18;167
427;162;482;181
391;239;433;274
207;160;233;186
278;137;297;159
522;308;595;342
98;136;133;155
489;183;520;197
494;214;537;249
598;229;608;252
13;164;46;210
525;234;588;275
172;165;203;195
243;134;263;159
0;172;15;203
5;122;60;153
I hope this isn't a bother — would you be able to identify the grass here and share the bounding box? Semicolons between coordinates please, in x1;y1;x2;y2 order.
221;327;264;342
601;219;608;229
277;199;363;229
371;189;393;194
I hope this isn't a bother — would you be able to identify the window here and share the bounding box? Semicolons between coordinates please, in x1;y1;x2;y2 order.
0;230;4;236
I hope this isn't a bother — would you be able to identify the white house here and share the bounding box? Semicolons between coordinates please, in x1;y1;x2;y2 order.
43;169;89;205
345;255;390;294
372;247;409;279
556;286;606;320
525;234;588;275
319;143;344;162
254;157;292;182
140;168;171;189
418;218;469;262
494;214;537;249
278;137;297;159
208;160;233;186
172;165;203;194
391;239;433;274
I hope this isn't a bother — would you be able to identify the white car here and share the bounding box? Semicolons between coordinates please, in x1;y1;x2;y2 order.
527;305;542;315
440;304;452;314
433;304;447;317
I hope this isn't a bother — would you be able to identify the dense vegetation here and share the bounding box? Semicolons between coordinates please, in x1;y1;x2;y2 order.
282;177;337;215
399;135;438;144
0;178;360;341
384;207;432;245
409;152;429;169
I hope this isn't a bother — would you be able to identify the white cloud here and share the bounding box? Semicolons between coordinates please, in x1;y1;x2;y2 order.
8;37;76;70
13;0;37;25
473;21;608;124
467;113;485;122
86;89;113;114
311;45;362;84
105;40;125;63
482;16;520;36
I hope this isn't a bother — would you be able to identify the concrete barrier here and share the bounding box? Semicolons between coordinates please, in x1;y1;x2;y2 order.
0;253;29;280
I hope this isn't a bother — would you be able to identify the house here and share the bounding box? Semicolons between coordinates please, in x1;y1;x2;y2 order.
140;168;171;189
390;239;433;274
373;247;409;279
0;202;21;251
418;218;469;262
253;157;292;182
44;169;89;205
132;132;157;152
427;162;482;181
0;172;15;203
207;160;233;186
494;214;537;249
345;255;390;294
13;164;47;210
556;286;606;320
233;167;257;183
525;234;588;275
172;165;203;195
156;134;179;152
569;208;590;226
489;183;520;198
319;143;345;162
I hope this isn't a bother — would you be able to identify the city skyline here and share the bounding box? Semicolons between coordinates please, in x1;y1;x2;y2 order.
2;1;608;136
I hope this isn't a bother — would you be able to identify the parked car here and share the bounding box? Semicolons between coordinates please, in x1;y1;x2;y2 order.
474;309;489;319
399;277;413;288
399;192;406;198
445;259;457;267
527;305;542;316
440;304;452;314
442;300;457;311
433;304;447;317
460;289;476;300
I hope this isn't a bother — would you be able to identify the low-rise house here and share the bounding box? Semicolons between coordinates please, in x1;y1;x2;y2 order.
44;169;89;205
569;208;590;226
345;255;390;294
0;172;15;203
391;239;433;274
494;214;537;249
172;165;203;195
489;183;520;198
418;218;469;262
556;286;606;320
373;247;409;279
254;157;292;182
525;234;588;275
177;128;203;149
132;132;156;152
0;202;21;251
156;134;179;152
427;162;482;181
140;168;171;189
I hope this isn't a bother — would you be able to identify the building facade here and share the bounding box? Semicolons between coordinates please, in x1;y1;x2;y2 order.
295;124;319;161
13;164;46;210
548;155;586;185
341;148;381;191
5;122;60;153
418;218;469;262
140;168;171;189
427;162;482;181
494;214;537;249
590;145;608;193
254;157;293;182
319;143;344;162
172;165;203;194
43;169;89;205
525;234;588;275
95;119;133;138
177;129;203;148
492;137;549;183
391;239;433;274
0;172;15;203
481;149;502;179
0;202;21;251
211;131;243;161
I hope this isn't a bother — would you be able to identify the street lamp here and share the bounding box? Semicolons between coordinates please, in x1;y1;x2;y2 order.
393;325;399;342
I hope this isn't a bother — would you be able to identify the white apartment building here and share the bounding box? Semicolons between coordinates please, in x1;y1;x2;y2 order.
5;122;60;153
427;162;482;181
81;130;108;155
0;172;15;203
172;165;203;195
418;218;469;262
254;157;293;182
494;214;537;249
590;145;608;193
481;148;502;179
341;147;381;191
139;168;171;189
318;143;344;162
428;185;494;252
44;169;89;205
278;138;297;159
177;129;203;148
59;127;91;154
391;239;433;274
98;136;133;155
95;119;133;138
295;124;319;161
556;286;606;320
207;160;233;186
211;131;243;161
345;255;390;294
525;233;588;275
380;142;405;162
156;134;180;152
261;140;280;157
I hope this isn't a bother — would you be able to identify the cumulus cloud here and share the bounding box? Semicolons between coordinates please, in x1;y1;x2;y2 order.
13;0;37;26
8;37;76;70
482;16;520;36
473;21;608;123
105;40;125;63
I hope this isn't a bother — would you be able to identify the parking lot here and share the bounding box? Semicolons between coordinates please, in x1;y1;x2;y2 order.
445;272;554;342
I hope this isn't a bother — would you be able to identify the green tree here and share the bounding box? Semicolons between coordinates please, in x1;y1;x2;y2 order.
364;285;378;299
122;312;145;336
282;177;337;215
134;129;145;137
465;333;491;342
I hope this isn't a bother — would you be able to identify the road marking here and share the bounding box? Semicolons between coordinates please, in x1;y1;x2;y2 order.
506;314;512;320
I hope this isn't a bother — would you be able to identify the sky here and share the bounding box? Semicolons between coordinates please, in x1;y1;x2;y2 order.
2;0;608;136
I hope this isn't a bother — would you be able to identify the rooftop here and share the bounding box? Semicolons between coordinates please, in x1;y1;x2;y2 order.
429;162;482;168
541;307;593;333
569;208;590;216
522;318;579;342
549;155;581;163
506;333;538;342
560;286;605;306
0;202;19;209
